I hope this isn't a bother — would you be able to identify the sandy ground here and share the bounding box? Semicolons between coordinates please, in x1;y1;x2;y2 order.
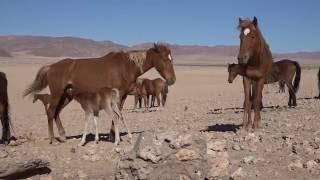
0;56;320;179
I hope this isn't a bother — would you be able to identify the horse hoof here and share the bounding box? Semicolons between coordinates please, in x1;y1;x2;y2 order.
59;136;67;142
78;142;85;146
95;140;99;144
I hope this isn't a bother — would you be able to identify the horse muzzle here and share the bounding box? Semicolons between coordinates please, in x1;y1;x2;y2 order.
167;77;176;86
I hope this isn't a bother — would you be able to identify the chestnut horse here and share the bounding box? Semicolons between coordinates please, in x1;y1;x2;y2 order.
127;79;148;110
237;17;273;130
0;72;11;144
24;44;176;144
228;59;301;106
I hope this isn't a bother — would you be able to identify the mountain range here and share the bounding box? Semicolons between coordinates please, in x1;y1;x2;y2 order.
0;35;319;60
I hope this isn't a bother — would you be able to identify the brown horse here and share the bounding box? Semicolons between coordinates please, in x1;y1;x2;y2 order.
150;78;168;107
24;43;176;144
33;93;51;111
0;72;11;144
237;17;273;130
141;78;168;108
228;59;301;106
127;79;148;110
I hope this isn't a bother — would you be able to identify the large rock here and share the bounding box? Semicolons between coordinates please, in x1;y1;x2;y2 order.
115;130;209;180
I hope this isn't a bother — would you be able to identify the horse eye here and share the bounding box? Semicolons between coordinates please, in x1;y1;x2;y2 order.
251;36;255;39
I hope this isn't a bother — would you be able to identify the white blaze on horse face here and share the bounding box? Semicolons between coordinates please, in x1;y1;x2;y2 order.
243;28;251;36
168;54;172;61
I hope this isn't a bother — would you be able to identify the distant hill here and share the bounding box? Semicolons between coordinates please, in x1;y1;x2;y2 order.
0;35;319;60
0;48;11;57
0;36;126;57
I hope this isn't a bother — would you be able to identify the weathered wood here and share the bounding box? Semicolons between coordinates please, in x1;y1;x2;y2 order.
0;158;50;178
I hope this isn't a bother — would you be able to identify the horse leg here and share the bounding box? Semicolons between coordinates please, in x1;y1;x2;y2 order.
151;95;155;107
111;115;120;146
143;95;148;111
286;83;296;106
46;96;63;144
54;97;72;142
120;94;127;110
139;96;142;108
111;103;132;143
79;112;91;146
156;93;161;107
242;77;251;131
134;95;138;109
253;79;264;130
93;115;99;144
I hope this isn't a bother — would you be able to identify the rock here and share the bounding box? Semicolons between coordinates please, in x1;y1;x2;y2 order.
207;140;227;152
242;156;255;164
303;160;318;170
232;143;242;151
288;159;303;170
175;148;200;161
138;146;162;163
207;158;229;178
78;170;87;179
230;167;245;180
0;149;8;158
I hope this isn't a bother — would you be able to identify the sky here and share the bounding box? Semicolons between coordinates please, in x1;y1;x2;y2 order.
0;0;319;53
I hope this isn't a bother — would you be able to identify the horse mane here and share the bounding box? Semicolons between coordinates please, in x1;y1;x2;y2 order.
126;50;147;73
238;19;272;62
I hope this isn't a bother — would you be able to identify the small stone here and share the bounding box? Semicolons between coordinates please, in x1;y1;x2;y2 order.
303;160;318;170
70;147;76;153
114;148;121;153
0;149;8;158
207;140;227;152
207;158;229;178
78;170;87;179
230;167;245;180
175;148;199;161
232;143;242;151
242;156;255;164
288;159;303;170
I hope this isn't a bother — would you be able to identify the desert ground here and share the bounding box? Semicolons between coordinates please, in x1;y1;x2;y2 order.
1;54;320;180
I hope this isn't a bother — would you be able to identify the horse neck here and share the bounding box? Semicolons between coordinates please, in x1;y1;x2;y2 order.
235;65;246;76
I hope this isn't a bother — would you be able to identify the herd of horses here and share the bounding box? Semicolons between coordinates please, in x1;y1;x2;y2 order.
0;17;320;146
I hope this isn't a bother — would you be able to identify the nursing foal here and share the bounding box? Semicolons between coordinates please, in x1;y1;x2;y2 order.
64;84;132;146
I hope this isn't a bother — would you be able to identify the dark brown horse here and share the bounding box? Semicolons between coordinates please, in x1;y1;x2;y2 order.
141;78;168;108
127;79;148;110
228;59;301;106
24;44;176;144
0;72;11;144
237;17;273;130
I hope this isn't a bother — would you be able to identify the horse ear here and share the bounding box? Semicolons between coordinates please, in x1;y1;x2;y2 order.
253;16;258;27
153;43;160;52
239;18;242;23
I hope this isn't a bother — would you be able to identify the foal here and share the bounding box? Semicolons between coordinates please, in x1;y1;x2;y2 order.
33;94;51;111
64;84;132;146
128;79;148;109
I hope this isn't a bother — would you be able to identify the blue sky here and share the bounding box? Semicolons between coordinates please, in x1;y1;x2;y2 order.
0;0;319;53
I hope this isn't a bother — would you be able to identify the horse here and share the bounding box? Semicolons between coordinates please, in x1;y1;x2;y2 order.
0;72;11;144
33;93;51;111
141;78;168;109
237;17;273;130
23;43;176;144
228;59;301;106
127;79;148;110
64;84;130;146
150;78;169;107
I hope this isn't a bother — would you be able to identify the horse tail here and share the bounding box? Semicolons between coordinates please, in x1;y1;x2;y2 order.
161;83;168;106
293;61;301;93
54;83;74;119
0;72;12;143
23;65;50;97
